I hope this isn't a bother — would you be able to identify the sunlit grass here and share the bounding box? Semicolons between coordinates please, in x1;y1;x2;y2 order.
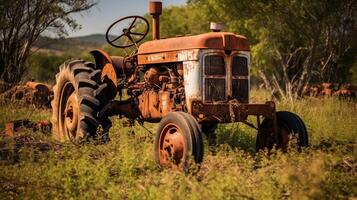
0;91;356;199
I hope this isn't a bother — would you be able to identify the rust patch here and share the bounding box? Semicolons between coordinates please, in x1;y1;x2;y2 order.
138;51;180;65
137;32;250;55
191;100;276;123
302;83;356;98
3;120;52;137
0;81;53;108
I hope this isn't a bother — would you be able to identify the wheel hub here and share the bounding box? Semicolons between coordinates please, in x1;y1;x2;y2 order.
160;124;185;165
279;126;299;150
64;92;79;138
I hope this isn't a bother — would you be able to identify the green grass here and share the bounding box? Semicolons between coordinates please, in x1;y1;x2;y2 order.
0;94;356;199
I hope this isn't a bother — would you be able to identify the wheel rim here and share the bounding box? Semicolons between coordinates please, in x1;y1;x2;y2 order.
257;120;300;151
278;123;299;150
59;82;79;140
159;123;186;165
64;92;79;139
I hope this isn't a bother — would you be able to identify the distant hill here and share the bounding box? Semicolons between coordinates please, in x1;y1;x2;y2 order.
34;34;114;52
70;34;109;46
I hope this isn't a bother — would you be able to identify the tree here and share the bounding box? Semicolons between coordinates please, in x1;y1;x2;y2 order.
0;0;96;83
141;5;208;42
27;52;70;83
190;0;356;99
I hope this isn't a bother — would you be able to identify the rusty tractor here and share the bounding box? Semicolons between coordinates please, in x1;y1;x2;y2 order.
302;83;356;98
51;1;308;168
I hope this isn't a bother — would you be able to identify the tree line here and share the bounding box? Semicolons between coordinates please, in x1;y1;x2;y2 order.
163;0;356;99
0;0;96;83
1;0;356;99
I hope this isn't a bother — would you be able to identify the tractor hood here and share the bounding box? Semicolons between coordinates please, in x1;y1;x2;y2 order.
137;32;250;55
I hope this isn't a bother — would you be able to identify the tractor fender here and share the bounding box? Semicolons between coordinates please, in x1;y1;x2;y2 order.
90;49;118;99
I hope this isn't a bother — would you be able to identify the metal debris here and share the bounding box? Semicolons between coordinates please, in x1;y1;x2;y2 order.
3;119;52;137
303;83;356;98
0;81;53;108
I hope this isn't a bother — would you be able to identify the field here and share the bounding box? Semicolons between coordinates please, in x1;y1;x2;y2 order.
0;91;356;199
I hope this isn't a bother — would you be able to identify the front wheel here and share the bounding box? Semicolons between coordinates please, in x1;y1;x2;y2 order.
154;112;203;168
256;111;308;151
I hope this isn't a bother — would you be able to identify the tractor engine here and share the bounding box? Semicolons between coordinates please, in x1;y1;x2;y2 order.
132;63;185;121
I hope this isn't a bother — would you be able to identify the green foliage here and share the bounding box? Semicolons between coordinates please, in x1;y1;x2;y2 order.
0;94;356;199
159;5;210;38
101;45;129;57
29;1;355;86
0;0;97;83
350;62;357;84
189;0;356;97
27;53;70;83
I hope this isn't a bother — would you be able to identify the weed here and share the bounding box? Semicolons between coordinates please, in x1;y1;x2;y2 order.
0;93;356;199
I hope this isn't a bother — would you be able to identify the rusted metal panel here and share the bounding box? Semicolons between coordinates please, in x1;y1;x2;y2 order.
4;122;15;137
303;83;356;98
137;90;173;121
138;51;180;65
90;50;118;100
90;50;135;100
183;60;201;113
144;67;169;86
177;49;200;61
3;120;52;137
321;82;333;96
90;50;135;77
137;49;199;65
137;32;250;55
159;91;171;115
138;91;160;120
191;100;276;123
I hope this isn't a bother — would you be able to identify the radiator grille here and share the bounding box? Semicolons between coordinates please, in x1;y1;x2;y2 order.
203;54;249;102
232;79;249;100
232;56;248;76
205;78;225;101
204;55;225;75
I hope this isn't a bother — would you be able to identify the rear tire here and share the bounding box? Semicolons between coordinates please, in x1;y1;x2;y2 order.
256;111;308;151
154;112;203;168
51;59;110;142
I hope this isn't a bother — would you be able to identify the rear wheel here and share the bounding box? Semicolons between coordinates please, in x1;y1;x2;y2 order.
154;112;203;168
51;59;110;142
256;111;308;151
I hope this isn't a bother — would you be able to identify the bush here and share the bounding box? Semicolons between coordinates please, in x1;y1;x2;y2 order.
0;94;356;199
27;53;71;84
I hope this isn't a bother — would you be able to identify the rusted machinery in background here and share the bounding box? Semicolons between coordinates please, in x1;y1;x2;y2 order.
51;1;308;168
0;81;53;108
303;83;356;98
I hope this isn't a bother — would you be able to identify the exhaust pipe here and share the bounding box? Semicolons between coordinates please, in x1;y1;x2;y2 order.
149;1;162;40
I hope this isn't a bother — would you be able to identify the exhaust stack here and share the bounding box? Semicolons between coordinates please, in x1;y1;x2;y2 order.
149;1;162;40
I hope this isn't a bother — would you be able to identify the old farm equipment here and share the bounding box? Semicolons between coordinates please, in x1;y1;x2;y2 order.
51;1;308;167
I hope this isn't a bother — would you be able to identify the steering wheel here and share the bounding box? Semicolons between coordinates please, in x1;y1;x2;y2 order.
106;16;149;48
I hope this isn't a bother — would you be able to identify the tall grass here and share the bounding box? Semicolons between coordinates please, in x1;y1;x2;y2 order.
0;92;356;199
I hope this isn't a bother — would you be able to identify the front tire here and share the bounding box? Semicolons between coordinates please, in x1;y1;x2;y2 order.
154;112;203;168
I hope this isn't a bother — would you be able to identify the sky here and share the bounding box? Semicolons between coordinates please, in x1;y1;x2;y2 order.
67;0;187;37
